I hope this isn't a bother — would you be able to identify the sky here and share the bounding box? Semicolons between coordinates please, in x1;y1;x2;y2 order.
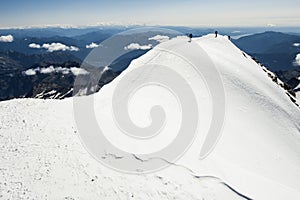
0;0;299;28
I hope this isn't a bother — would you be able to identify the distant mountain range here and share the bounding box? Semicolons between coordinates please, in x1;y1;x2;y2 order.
0;28;300;101
232;31;300;98
0;50;80;71
233;31;300;71
0;60;119;101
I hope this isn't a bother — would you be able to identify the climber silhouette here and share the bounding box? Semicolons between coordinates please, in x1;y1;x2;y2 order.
215;31;218;38
188;33;193;42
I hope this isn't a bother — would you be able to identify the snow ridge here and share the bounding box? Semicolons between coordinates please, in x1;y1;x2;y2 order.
0;34;299;199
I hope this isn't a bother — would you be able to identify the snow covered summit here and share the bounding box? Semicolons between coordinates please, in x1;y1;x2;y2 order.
1;34;300;200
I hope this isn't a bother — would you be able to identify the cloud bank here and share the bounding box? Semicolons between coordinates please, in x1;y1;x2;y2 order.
29;42;79;52
148;35;170;43
124;43;152;50
29;43;41;48
70;67;90;76
294;54;300;66
293;43;300;47
0;35;14;42
23;69;37;76
86;42;100;49
23;66;89;76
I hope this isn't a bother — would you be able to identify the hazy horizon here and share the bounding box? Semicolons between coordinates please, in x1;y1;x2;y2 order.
1;0;299;28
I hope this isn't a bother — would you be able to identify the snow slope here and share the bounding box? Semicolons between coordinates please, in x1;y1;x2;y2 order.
1;35;300;200
296;81;300;100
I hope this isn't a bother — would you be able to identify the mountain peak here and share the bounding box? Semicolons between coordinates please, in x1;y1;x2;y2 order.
1;33;300;200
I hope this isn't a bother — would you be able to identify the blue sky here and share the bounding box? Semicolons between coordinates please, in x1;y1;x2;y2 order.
0;0;299;28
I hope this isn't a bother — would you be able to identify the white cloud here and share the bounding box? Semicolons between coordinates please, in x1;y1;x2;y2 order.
124;43;152;50
0;35;14;42
294;54;300;66
42;43;79;52
23;66;89;76
148;35;170;43
267;23;276;27
231;30;241;34
40;66;55;74
69;46;79;51
23;68;38;76
293;43;300;47
29;43;41;48
55;66;70;74
86;42;100;49
70;67;90;76
29;42;79;52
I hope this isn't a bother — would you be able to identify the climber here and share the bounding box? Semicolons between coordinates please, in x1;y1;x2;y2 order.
188;33;193;42
215;31;218;38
